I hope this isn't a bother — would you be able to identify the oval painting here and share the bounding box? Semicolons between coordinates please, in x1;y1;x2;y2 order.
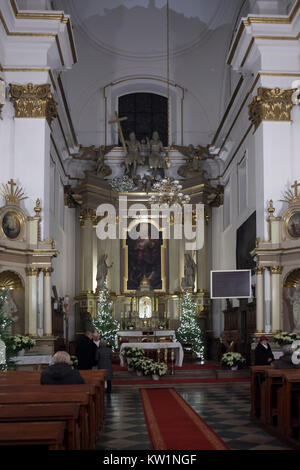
287;212;300;239
2;211;21;239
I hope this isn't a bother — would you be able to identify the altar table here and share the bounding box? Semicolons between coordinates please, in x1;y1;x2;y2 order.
119;342;184;367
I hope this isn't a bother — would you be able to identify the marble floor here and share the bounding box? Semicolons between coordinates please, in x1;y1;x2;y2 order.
95;383;293;451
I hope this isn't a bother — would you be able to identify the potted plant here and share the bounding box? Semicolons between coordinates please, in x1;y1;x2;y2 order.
130;357;144;376
6;334;36;356
121;346;145;370
141;358;155;377
273;332;300;354
150;361;168;380
221;352;245;370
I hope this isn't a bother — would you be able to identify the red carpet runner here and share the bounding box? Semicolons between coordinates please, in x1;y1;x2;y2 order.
140;388;229;450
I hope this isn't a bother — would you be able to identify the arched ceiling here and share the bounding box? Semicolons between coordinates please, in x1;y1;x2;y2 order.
64;0;244;59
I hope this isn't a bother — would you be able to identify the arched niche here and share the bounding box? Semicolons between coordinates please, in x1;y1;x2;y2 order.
283;268;300;332
104;77;184;146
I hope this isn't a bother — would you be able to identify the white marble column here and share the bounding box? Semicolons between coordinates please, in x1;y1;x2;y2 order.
25;267;39;336
80;209;95;293
43;267;53;336
255;266;265;333
270;266;283;333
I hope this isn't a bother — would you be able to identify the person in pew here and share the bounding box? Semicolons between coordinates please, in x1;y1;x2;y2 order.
255;336;274;366
96;340;113;394
76;330;97;370
41;351;85;385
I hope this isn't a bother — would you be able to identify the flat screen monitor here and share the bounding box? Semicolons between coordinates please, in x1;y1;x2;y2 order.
210;270;251;299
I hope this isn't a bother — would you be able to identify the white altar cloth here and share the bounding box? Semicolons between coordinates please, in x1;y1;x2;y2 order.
11;355;52;365
119;342;184;367
117;330;175;339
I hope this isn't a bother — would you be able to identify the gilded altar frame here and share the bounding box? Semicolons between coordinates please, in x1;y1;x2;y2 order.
122;218;166;294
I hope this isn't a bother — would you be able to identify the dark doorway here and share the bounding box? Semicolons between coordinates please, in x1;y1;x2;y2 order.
118;93;168;147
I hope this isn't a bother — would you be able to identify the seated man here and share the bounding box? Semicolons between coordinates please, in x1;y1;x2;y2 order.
41;351;85;385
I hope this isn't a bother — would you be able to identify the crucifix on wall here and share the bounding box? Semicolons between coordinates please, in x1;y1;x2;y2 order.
108;112;128;154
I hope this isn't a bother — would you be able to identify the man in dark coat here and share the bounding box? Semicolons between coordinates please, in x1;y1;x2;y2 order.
41;351;84;385
76;330;97;370
254;336;274;365
96;341;113;393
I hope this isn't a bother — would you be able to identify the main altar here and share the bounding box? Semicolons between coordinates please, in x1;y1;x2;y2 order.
69;119;224;348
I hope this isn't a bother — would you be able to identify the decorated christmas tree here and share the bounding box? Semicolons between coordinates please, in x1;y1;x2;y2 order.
0;289;16;371
92;284;120;351
175;291;204;359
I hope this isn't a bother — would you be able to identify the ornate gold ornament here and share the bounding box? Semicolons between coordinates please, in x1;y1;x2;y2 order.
0;179;27;206
248;87;295;131
0;270;23;290
79;208;96;226
280;181;300;240
42;267;53;276
254;266;265;275
270;266;283;275
25;267;39;276
9;83;58;123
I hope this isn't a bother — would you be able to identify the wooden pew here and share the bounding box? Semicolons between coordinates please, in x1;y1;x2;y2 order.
260;368;287;425
250;365;270;419
0;421;65;449
277;371;300;438
0;403;80;450
0;391;90;449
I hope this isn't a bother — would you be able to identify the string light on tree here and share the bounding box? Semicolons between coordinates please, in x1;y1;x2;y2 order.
175;291;204;360
92;284;120;351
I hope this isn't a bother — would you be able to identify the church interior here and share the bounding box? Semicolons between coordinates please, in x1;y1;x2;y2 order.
1;0;300;452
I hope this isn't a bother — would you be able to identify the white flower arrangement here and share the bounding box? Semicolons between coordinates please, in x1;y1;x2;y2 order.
151;361;168;376
121;346;145;359
8;334;36;352
141;358;156;376
273;332;300;346
221;352;245;368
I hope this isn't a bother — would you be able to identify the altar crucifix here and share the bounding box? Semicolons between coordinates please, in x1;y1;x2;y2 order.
108;112;128;154
292;180;300;198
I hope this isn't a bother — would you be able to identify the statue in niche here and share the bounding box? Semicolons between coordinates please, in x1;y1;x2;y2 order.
140;137;150;166
149;131;168;178
96;254;113;291
124;132;144;177
175;144;209;180
181;253;197;290
72;145;113;178
287;284;300;331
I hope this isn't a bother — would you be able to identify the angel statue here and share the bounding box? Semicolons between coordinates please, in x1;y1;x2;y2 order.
96;254;113;291
72;145;114;178
175;143;209;179
181;253;197;290
287;284;300;332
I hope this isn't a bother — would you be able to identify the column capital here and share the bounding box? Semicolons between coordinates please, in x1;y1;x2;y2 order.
42;267;53;276
9;83;58;123
79;208;96;226
25;267;39;276
248;87;294;131
254;266;265;275
270;266;283;275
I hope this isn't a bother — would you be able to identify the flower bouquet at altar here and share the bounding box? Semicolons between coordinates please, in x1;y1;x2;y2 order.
273;332;300;346
121;346;145;370
150;361;168;379
221;352;245;370
130;357;145;376
141;358;156;376
6;334;36;355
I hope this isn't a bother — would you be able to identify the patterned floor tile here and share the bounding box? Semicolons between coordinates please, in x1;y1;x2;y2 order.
95;383;292;451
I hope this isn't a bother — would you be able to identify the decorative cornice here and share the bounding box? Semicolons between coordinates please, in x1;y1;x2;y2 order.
270;266;283;275
9;83;58;123
248;87;295;131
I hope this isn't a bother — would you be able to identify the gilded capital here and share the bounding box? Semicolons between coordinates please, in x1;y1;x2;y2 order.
270;266;283;275
254;266;265;275
42;267;53;276
248;87;294;131
25;267;39;276
9;83;58;123
79;208;96;226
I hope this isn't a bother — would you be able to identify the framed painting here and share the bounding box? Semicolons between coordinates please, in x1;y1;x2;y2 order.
286;212;300;239
1;210;23;240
